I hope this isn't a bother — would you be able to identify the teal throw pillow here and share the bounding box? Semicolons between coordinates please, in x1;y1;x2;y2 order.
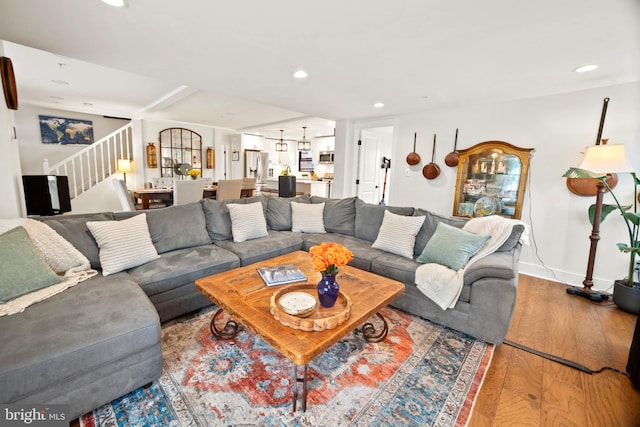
0;226;63;303
417;222;489;270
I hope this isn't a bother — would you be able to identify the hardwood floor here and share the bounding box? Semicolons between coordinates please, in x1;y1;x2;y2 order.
469;274;640;427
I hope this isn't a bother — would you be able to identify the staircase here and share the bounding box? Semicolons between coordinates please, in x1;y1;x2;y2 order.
43;123;134;199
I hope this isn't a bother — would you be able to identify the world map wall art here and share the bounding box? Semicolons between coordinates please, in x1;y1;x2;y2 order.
39;115;94;145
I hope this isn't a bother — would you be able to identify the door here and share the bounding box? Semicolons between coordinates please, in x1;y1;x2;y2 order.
357;130;381;203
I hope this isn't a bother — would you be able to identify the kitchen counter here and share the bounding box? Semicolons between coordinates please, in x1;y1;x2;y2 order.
265;178;331;197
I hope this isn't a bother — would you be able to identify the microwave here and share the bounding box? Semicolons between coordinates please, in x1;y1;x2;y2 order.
319;151;334;164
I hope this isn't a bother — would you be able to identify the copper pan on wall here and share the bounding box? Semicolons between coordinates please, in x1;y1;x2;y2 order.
406;132;421;166
422;134;441;179
444;128;459;167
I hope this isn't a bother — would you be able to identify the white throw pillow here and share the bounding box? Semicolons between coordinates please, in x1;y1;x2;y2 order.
227;202;269;243
372;210;426;258
86;213;159;276
291;202;326;233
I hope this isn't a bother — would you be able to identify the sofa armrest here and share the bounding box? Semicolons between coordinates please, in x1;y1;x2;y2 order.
463;243;521;286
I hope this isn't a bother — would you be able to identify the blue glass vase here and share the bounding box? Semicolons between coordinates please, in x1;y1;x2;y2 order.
317;274;339;308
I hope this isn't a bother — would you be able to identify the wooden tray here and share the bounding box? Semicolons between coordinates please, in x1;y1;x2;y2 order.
270;284;352;332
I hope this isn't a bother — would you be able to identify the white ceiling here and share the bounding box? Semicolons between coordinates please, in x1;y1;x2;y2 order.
0;0;639;140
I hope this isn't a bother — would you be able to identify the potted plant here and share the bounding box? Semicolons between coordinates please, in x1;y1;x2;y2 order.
566;166;640;312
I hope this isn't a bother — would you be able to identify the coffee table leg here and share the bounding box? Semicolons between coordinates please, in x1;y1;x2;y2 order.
361;312;389;343
209;308;239;340
292;364;308;412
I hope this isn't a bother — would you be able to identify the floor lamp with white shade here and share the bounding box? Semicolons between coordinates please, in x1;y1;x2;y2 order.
563;143;634;301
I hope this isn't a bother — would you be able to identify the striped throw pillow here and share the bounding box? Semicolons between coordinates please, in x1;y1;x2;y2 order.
227;202;268;243
291;202;326;233
86;213;159;276
372;210;425;258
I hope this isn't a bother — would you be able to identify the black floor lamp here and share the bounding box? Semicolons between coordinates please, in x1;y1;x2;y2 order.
563;143;634;301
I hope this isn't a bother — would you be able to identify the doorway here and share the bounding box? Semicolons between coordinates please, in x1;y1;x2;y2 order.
356;126;394;205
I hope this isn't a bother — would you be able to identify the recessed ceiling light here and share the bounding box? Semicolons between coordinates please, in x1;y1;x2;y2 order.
293;70;308;79
101;0;126;7
573;64;598;73
373;102;385;108
51;79;69;85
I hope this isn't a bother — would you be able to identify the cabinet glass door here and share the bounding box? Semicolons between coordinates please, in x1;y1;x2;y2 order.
453;141;533;220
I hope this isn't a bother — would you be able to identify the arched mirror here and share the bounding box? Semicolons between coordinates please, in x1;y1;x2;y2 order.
159;128;202;178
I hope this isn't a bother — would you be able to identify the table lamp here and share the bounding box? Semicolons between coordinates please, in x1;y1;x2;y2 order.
563;143;634;301
117;159;132;183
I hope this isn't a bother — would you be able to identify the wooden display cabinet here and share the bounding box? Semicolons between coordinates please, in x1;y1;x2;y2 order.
453;141;533;219
159;128;202;178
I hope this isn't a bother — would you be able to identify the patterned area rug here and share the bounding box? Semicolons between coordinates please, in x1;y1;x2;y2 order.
80;306;493;426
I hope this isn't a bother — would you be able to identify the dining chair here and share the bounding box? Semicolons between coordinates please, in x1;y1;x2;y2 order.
241;177;257;197
216;179;243;200
173;179;204;205
112;179;137;211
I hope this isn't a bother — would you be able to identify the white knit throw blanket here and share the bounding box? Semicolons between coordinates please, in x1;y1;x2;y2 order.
0;218;97;317
415;216;528;310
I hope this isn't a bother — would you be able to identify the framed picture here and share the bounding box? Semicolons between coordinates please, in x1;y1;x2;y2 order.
39;115;94;145
232;150;240;161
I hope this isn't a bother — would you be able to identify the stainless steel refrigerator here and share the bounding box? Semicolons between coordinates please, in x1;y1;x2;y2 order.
245;150;269;184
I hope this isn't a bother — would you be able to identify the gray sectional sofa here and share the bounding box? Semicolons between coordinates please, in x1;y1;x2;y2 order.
0;194;523;420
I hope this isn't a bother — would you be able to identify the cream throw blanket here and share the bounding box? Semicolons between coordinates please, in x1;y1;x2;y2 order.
415;216;528;310
0;218;97;317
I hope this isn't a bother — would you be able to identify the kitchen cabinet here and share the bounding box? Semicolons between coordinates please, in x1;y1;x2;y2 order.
159;128;202;178
453;141;533;220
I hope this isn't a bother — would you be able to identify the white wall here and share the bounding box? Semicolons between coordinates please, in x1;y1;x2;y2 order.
336;81;640;290
0;45;24;218
140;120;216;185
14;105;130;175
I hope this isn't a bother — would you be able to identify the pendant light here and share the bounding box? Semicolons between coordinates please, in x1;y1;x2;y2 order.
276;130;288;152
298;126;311;150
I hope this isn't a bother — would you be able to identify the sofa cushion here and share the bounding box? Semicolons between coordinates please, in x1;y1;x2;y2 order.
128;245;240;299
0;226;62;303
370;251;421;284
311;196;357;236
214;231;304;266
0;274;160;406
87;214;160;276
301;233;388;272
115;202;211;254
202;196;269;241
355;198;414;242
266;194;311;231
417;222;489;271
292;202;326;233
37;212;114;269
227;202;269;242
413;209;468;257
372;210;425;259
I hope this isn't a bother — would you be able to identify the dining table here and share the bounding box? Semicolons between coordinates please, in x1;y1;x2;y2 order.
132;185;254;209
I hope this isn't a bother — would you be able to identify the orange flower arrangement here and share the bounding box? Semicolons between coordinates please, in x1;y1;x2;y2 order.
309;242;353;276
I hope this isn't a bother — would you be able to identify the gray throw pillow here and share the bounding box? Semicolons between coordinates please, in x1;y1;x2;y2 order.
115;202;211;254
0;227;63;303
311;196;356;236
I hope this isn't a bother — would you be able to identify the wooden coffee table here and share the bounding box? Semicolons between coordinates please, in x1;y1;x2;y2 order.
195;250;404;411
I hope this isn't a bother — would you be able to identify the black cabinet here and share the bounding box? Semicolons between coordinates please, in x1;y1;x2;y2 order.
279;176;296;198
22;175;71;216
